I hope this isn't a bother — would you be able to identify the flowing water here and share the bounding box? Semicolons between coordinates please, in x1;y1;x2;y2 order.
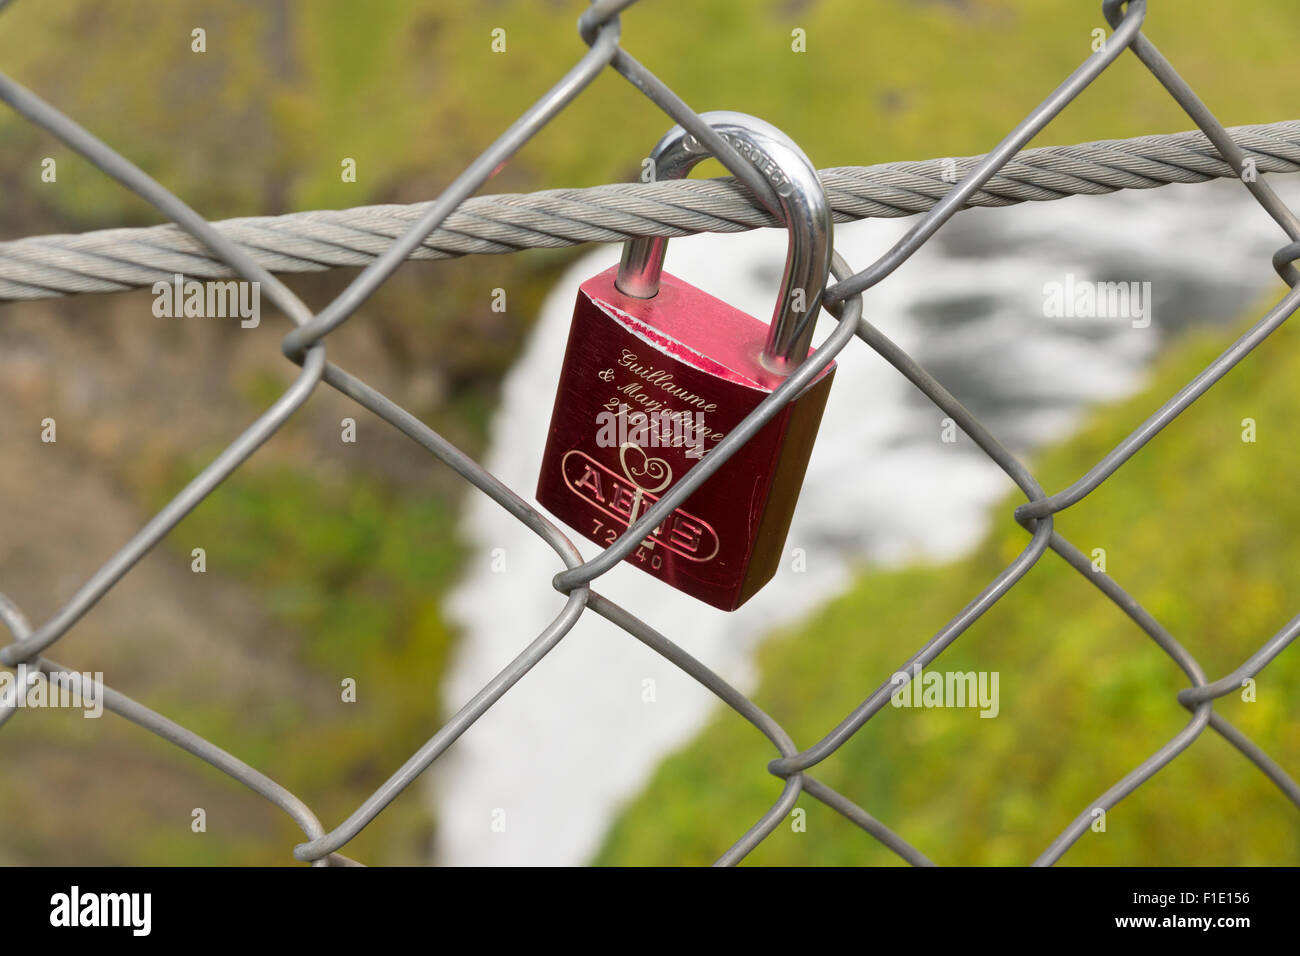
433;177;1300;865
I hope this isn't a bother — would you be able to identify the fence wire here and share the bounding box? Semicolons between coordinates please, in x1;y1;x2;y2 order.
2;0;1299;866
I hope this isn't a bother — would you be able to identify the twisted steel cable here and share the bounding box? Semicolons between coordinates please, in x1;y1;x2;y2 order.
1;120;1297;301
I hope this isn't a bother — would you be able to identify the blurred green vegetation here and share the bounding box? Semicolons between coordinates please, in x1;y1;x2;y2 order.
137;460;464;864
2;0;1297;229
597;302;1300;865
0;0;1295;863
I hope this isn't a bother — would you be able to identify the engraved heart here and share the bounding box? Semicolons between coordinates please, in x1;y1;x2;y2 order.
618;441;673;493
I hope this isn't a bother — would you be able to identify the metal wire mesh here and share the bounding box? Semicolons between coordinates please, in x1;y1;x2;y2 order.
2;0;1299;866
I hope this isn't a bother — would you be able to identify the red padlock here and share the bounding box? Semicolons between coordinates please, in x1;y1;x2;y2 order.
536;111;834;611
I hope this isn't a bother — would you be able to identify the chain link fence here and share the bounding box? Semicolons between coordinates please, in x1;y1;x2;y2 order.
2;0;1299;866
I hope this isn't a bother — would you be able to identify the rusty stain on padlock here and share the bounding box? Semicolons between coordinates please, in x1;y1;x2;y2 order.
535;111;834;611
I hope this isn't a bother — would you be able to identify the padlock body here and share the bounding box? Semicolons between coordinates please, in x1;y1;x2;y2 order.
536;265;834;611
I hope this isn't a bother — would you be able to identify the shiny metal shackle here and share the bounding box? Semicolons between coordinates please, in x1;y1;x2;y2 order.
616;110;833;372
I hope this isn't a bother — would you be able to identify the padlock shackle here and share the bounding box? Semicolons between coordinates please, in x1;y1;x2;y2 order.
616;111;832;373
